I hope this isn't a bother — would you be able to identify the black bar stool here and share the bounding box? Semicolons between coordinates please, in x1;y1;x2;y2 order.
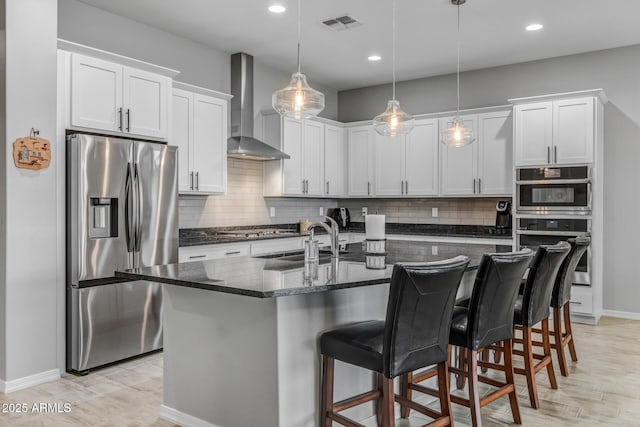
511;241;571;409
427;249;533;427
319;256;470;427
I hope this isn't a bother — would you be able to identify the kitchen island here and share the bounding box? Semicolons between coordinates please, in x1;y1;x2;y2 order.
117;240;510;427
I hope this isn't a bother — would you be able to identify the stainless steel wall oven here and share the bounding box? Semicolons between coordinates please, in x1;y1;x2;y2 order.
516;166;591;213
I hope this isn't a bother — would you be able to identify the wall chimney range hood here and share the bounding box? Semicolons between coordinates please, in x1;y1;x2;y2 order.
227;53;290;161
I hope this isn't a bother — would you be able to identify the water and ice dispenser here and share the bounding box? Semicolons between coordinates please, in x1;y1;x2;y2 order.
88;198;118;239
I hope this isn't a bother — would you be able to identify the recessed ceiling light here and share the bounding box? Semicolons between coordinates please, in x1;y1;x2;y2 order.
268;4;286;13
526;23;543;31
368;55;382;62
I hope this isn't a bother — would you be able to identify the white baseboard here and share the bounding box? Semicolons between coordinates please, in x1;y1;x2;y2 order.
602;309;640;320
0;369;60;394
160;404;221;427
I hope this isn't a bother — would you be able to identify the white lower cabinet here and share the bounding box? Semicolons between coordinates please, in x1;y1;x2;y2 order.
179;242;250;263
172;83;231;194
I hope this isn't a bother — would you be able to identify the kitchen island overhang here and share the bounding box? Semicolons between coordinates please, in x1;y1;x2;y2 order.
115;240;510;427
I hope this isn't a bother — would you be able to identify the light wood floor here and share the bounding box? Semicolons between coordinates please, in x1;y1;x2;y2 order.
0;317;638;426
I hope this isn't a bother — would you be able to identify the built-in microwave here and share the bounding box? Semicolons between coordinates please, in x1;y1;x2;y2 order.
516;216;590;286
516;166;591;213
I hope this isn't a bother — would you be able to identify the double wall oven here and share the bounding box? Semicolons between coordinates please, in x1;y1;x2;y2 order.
515;166;592;286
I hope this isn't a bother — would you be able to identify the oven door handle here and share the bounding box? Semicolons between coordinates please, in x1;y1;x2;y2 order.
515;178;591;185
517;230;591;237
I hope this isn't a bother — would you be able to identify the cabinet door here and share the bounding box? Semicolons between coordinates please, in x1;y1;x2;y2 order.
514;102;552;166
324;124;345;197
478;110;513;195
71;54;123;132
303;120;325;196
347;126;374;196
191;94;227;193
123;67;169;139
374;133;404;196
405;119;439;196
440;116;478;196
171;90;194;193
282;117;304;195
553;97;594;165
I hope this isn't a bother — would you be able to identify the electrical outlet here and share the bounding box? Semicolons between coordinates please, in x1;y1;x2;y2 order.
270;207;276;217
319;207;324;216
431;207;438;217
362;207;368;216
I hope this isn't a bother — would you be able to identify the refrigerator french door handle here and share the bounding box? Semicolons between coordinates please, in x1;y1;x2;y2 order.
133;163;143;265
124;162;135;254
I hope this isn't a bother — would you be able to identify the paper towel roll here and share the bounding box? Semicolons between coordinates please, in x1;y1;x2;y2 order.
365;214;386;240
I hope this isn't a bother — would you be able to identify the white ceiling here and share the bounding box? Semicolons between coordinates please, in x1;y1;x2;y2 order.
76;0;640;90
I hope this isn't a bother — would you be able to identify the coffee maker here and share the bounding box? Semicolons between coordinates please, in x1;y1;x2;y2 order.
329;207;351;230
494;200;512;234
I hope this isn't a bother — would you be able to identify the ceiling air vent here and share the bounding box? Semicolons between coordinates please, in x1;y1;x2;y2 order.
321;15;362;31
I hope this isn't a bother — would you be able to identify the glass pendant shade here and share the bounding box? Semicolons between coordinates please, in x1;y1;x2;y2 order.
373;100;415;136
272;72;325;119
441;117;475;147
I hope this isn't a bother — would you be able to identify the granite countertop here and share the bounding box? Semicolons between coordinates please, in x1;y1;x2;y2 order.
116;240;511;298
179;223;512;247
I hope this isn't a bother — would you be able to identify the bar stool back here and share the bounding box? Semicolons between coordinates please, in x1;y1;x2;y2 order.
319;256;470;427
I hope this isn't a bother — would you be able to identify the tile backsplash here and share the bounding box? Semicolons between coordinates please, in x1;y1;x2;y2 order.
178;159;336;228
179;159;508;229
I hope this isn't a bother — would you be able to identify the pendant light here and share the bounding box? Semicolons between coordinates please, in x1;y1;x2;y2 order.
441;0;475;147
373;0;414;137
272;0;325;119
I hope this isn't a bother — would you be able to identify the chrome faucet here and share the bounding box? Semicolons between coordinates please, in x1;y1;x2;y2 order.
305;216;340;258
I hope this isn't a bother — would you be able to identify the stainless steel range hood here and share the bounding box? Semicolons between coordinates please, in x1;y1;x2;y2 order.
227;53;290;160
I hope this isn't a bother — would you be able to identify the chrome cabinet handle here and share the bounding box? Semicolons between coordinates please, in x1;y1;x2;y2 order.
547;146;551;164
401;181;404;195
126;109;131;132
478;178;481;194
326;181;330;195
225;251;241;256
189;255;206;259
473;178;476;194
569;300;582;305
195;172;199;191
118;108;123;131
306;179;309;194
405;180;408;195
367;181;371;195
554;146;558;164
190;172;194;190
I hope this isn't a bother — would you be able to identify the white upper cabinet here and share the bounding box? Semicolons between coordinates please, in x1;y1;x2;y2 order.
324;124;345;197
347;126;374;196
262;113;342;197
70;53;171;140
171;84;230;195
514;96;594;166
478;110;513;195
374;118;439;197
440;115;478;196
404;119;439;196
440;111;512;196
553;97;594;165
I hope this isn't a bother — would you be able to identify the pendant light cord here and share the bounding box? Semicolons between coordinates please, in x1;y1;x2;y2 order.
456;2;460;115
392;0;396;101
297;0;302;73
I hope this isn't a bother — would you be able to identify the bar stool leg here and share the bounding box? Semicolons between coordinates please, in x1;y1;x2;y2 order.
381;376;395;427
480;348;489;373
320;355;334;427
456;348;467;390
564;303;578;362
503;339;522;424
542;318;558;389
377;373;384;425
437;361;454;426
553;307;569;377
467;350;482;427
399;372;412;419
522;326;540;409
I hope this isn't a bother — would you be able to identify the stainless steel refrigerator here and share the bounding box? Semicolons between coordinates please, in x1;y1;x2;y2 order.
66;133;178;373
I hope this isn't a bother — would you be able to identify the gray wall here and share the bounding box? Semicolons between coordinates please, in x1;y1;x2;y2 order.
1;0;59;382
57;0;338;120
339;44;640;315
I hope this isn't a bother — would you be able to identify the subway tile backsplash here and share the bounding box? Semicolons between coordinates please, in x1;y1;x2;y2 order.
179;159;509;229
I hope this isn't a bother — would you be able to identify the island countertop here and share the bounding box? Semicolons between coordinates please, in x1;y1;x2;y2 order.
116;240;511;298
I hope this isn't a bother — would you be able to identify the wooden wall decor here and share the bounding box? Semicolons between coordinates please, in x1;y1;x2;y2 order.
13;129;51;170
